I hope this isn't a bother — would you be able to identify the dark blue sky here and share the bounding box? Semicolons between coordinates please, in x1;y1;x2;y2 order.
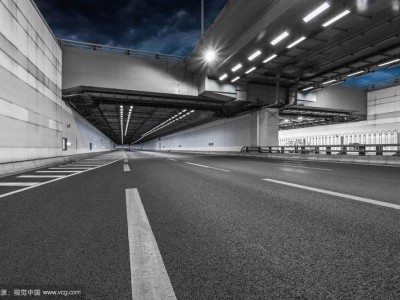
34;0;228;56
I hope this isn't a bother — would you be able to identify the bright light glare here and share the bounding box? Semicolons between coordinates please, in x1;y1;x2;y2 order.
248;50;261;61
231;64;242;72
271;31;289;45
263;54;277;64
204;50;216;62
322;10;351;27
287;37;306;49
219;74;228;81
303;2;330;22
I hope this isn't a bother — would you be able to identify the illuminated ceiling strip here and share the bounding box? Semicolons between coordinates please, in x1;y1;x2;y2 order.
248;50;261;61
347;70;365;77
219;73;228;81
287;37;306;49
322;10;351;27
231;63;242;72
302;86;314;91
231;76;240;82
303;2;330;23
263;54;277;64
245;67;256;74
322;79;336;85
271;31;289;45
378;58;400;67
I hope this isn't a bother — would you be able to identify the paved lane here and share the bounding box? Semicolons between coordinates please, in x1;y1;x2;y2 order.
127;150;400;299
0;149;399;299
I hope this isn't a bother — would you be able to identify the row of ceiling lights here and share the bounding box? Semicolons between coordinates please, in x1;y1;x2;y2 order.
216;2;352;83
302;58;400;92
119;106;124;144
124;106;134;136
133;109;195;143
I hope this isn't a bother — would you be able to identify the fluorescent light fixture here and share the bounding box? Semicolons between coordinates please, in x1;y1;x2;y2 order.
347;70;365;77
287;37;306;49
120;105;123;108
322;10;351;27
302;86;314;91
263;54;277;64
248;50;261;61
231;76;240;82
219;74;228;81
322;79;336;85
245;67;256;74
191;110;195;113
231;63;242;72
303;2;330;23
378;58;400;67
271;31;289;45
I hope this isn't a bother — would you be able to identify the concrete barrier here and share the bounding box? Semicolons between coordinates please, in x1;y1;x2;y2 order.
138;149;400;167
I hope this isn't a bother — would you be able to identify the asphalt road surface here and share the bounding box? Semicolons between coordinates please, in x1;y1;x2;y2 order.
0;150;399;299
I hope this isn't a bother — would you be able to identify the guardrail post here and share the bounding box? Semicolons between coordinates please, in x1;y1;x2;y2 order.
359;145;366;156
315;146;319;154
376;145;383;155
268;147;272;153
301;146;305;154
295;146;299;153
280;146;284;154
326;146;331;155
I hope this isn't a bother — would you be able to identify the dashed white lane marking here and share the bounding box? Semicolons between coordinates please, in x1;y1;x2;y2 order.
0;157;123;199
263;178;400;210
17;175;66;178
166;158;177;161
0;182;39;187
125;188;177;300
36;171;81;173
124;158;128;163
185;162;230;172
245;160;331;171
124;164;131;172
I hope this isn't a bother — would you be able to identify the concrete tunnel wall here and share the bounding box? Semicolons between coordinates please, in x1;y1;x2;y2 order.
135;108;279;152
62;46;199;97
0;0;113;165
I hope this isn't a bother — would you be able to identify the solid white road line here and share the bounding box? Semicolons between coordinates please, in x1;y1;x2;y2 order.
124;164;131;172
167;158;177;161
0;182;39;187
60;165;101;167
263;178;400;210
0;157;124;199
36;171;81;173
125;189;177;300
17;175;65;178
245;160;331;171
49;167;92;170
185;162;230;172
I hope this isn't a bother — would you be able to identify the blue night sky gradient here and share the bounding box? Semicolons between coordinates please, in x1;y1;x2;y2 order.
34;0;228;56
344;65;400;87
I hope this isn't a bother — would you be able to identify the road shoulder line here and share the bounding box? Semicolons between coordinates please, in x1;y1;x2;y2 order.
263;178;400;210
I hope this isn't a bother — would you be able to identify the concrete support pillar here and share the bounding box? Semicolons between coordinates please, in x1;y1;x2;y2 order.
250;108;279;146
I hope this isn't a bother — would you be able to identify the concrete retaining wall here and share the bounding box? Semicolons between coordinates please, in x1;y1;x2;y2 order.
0;0;114;164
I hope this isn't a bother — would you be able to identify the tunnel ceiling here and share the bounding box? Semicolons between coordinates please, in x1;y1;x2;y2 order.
190;0;400;89
61;0;400;144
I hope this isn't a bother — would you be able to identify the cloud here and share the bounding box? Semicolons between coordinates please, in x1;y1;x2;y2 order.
34;0;228;56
